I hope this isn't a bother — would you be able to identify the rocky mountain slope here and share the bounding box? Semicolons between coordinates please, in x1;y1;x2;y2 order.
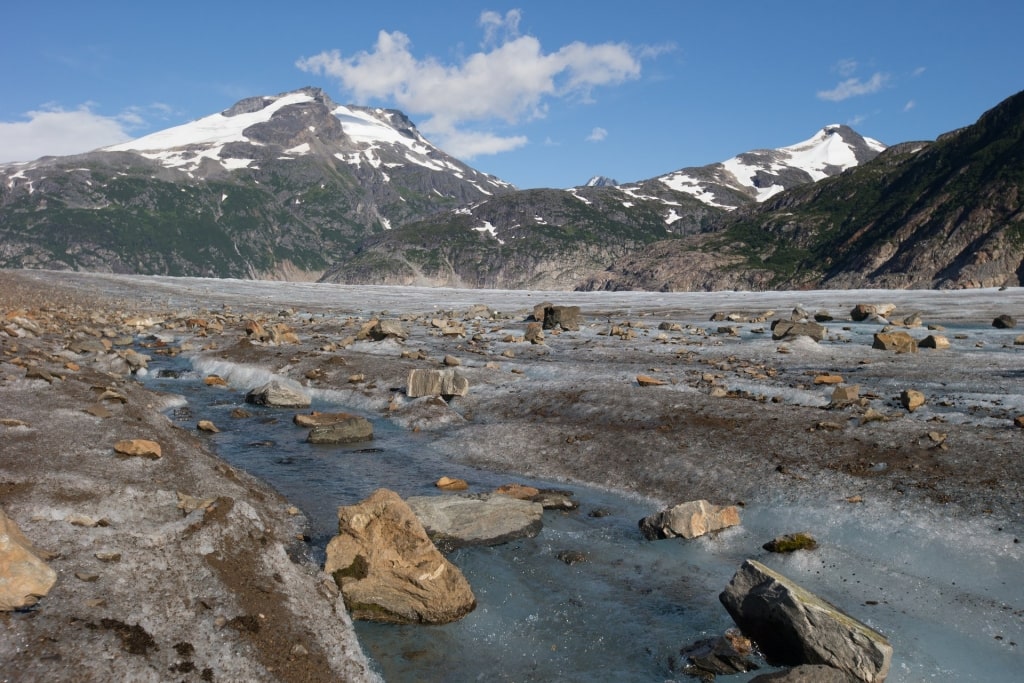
321;126;884;289
586;89;1024;291
0;87;510;279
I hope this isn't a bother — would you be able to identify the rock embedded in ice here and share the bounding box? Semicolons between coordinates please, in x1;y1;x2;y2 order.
770;320;826;342
871;331;918;353
325;488;476;624
636;374;669;386
900;389;926;412
830;382;860;403
406;368;469;398
638;499;741;540
435;476;468;491
850;303;896;322
539;305;582;331
244;380;311;408
406;493;543;549
919;334;951;349
719;559;892;683
680;628;760;677
525;321;545;344
113;438;162;459
992;314;1017;329
762;532;818;553
367;318;409;341
494;483;540;500
0;508;58;611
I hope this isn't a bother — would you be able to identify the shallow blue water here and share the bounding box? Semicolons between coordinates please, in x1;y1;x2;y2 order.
142;354;758;681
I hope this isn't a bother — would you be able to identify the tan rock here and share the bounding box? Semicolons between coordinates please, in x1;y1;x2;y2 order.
831;384;860;403
813;374;844;385
197;420;220;433
113;439;162;459
204;375;228;387
636;374;668;387
0;508;58;611
872;332;918;353
1014;415;1024;429
324;489;475;624
525;322;545;344
406;368;469;398
919;334;951;350
436;476;469;491
639;500;741;540
901;389;926;413
494;483;540;500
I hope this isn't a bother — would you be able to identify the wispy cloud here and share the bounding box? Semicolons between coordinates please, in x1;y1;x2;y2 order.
912;66;926;77
0;102;175;164
586;126;608;142
904;100;916;112
817;72;890;102
296;10;661;158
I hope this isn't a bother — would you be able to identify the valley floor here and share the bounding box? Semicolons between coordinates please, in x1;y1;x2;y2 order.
1;269;1021;681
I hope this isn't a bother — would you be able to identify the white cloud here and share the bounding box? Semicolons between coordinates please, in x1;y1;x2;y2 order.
586;126;607;142
0;105;133;163
912;66;926;77
440;130;529;158
296;11;649;158
835;58;859;78
904;100;916;112
816;72;890;102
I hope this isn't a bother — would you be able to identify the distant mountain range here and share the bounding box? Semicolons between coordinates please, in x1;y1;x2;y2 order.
2;86;1021;290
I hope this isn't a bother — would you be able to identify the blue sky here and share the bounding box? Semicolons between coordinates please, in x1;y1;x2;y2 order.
3;1;1022;189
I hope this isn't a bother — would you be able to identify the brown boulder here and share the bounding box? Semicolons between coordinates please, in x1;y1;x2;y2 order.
324;489;475;624
1;508;57;611
872;332;918;353
639;499;741;540
900;389;926;413
113;439;162;459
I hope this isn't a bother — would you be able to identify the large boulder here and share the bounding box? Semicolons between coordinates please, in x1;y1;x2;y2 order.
751;665;860;682
639;499;740;540
406;368;469;398
1;509;57;611
992;314;1017;329
324;489;476;624
406;493;544;550
245;380;311;408
719;559;892;683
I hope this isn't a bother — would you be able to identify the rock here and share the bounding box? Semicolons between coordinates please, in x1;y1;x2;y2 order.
919;334;950;349
636;374;668;386
367;319;409;341
442;355;461;367
204;375;228;386
0;508;58;611
680;628;760;677
406;368;469;398
406;493;544;549
431;318;466;337
992;314;1017;329
293;411;361;428
1013;415;1024;429
763;532;818;553
900;312;923;328
750;664;860;682
871;332;918;353
540;305;582;331
900;389;926;413
113;439;162;459
524;321;545;344
324;489;476;624
197;420;219;433
494;483;540;500
850;303;895;322
639;499;741;540
1013;334;1024;346
813;311;834;322
435;476;468;491
719;559;892;683
244;319;271;342
771;320;826;342
556;550;587;565
245;380;311;408
307;416;374;444
531;489;579;510
813;374;843;385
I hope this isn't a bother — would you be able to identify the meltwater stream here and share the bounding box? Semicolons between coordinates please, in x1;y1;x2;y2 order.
140;349;1024;682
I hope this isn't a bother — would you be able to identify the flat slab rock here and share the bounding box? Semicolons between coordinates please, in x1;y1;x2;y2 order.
406;493;544;550
720;559;892;683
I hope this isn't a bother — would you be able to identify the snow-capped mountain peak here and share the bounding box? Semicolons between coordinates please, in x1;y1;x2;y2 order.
648;124;886;208
103;87;512;193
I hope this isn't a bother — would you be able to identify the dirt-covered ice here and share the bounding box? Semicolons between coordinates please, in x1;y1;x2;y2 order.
2;270;1022;682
